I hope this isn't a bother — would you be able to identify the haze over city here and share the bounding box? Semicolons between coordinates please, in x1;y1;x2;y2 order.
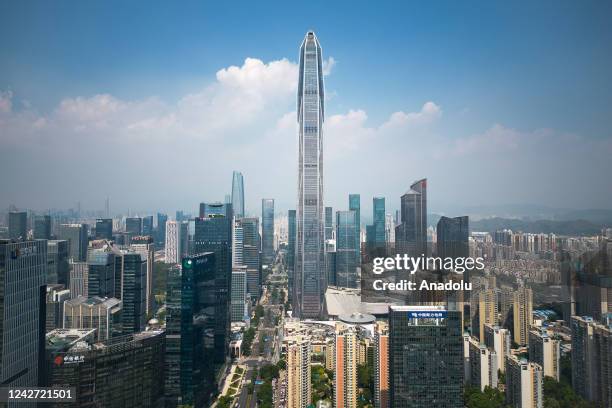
1;1;611;217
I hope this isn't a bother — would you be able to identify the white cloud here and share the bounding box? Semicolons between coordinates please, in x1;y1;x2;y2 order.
322;57;336;76
0;90;12;113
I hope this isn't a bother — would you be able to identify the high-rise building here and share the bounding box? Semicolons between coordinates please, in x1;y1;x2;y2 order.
513;287;533;346
232;171;245;219
87;246;117;299
467;336;498;391
436;216;469;265
288;210;296;300
165;253;218;406
193;203;232;366
125;217;143;236
325;239;337;287
231;266;248;322
484;324;511;373
334;322;358;408
45;328;165;407
389;305;463;407
47;239;70;286
45;284;70;331
117;250;146;334
571;316;612;405
471;288;498;342
349;194;361;263
528;328;560;381
262;198;275;265
142;215;154;236
295;31;325;319
69;260;89;298
505;355;543;408
156;213;168;246
374;321;390;408
395;179;427;257
34;214;52;239
241;217;261;300
325;206;333;240
0;239;47;391
8;210;27;240
286;335;312;408
366;197;387;255
165;220;183;264
63;296;122;341
130;236;155;317
58;223;89;261
95;218;113;240
335;210;359;288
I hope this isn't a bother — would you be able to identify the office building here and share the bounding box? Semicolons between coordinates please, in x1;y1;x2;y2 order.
349;194;361;263
117;250;146;334
286;335;312;408
0;239;47;390
58;223;89;261
295;31;325;319
125;217;143;236
165;220;181;264
334;322;358;408
87;245;117;299
156;213;168;246
130;236;155;317
389;305;463;407
366;197;387;255
231;171;245;219
63;296;122;341
395;179;427;257
69;260;89;298
231;266;248;322
513;287;533;346
232;219;244;267
8;210;27;240
506;355;543;408
95;218;113;240
436;216;469;265
467;336;498;391
325;239;336;287
142;215;154;236
374;321;389;408
45;284;70;331
47;239;70;286
45;329;165;407
165;253;218;406
262;198;275;265
241;217;261;300
325;206;333;240
34;214;52;239
335;210;359;288
484;324;511;373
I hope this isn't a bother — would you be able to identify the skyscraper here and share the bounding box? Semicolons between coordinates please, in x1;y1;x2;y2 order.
374;321;390;408
528;328;560;381
389;305;463;407
142;215;154;236
484;324;511;373
262;198;275;265
165;253;218;406
232;171;245;219
193;203;232;366
467;336;498;391
165;220;182;264
295;31;325;319
8;210;27;240
130;235;155;317
505;355;543;408
34;214;52;239
231;266;248;322
286;335;312;408
95;218;113;240
395;179;427;257
334;322;358;408
335;210;359;288
240;217;261;300
0;239;47;390
513;287;533;346
349;194;361;263
58;223;89;261
366;197;387;255
436;216;469;264
125;217;142;236
47;239;69;286
156;213;168;246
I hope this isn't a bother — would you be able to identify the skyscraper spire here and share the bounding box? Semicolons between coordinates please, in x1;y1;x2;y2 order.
294;31;325;318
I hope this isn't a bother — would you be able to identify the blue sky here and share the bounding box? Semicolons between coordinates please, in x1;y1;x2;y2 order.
1;1;611;216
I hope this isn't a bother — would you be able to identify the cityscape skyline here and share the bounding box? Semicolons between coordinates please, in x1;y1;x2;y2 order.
1;2;612;215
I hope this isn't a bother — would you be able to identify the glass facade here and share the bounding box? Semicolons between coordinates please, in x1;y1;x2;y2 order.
295;31;325;318
95;218;113;240
349;194;361;263
34;215;52;239
231;171;245;219
325;206;333;240
262;198;275;265
336;210;358;288
389;306;463;407
125;217;143;236
287;210;296;300
395;179;427;257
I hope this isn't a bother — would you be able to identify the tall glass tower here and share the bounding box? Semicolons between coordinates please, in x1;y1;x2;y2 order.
231;171;245;219
295;31;325;318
